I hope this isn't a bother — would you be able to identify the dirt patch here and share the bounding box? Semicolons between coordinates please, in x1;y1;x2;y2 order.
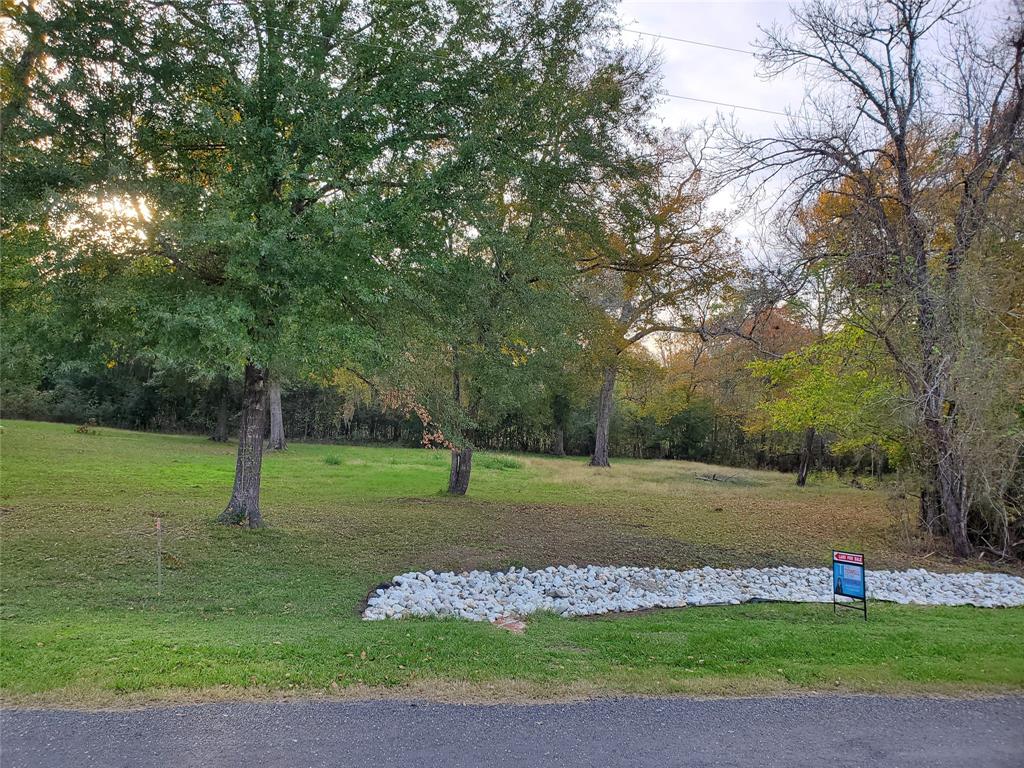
6;678;1017;711
396;501;815;573
412;544;502;573
359;496;1018;581
486;505;800;570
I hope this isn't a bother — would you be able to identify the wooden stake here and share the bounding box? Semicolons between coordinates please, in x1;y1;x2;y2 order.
156;516;163;594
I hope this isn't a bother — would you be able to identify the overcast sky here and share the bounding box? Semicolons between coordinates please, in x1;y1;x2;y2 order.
611;0;1009;242
614;0;1007;137
610;1;812;244
615;1;805;142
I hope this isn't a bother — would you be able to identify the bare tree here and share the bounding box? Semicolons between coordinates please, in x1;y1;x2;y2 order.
729;0;1023;555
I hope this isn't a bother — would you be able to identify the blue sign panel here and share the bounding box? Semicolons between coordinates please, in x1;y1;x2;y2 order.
832;550;867;620
833;561;865;599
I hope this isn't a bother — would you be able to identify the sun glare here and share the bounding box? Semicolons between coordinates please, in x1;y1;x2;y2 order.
56;192;155;247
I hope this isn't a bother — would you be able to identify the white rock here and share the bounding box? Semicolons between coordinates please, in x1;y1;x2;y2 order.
360;564;1024;622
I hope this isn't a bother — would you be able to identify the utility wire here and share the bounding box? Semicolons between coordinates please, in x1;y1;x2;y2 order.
623;28;788;116
623;28;756;55
663;92;789;116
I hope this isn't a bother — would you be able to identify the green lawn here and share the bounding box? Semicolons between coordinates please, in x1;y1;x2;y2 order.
1;419;1022;704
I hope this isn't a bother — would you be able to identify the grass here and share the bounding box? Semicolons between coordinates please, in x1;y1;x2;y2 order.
1;419;1022;705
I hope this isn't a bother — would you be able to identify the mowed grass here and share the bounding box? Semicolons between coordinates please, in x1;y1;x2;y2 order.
1;419;1022;704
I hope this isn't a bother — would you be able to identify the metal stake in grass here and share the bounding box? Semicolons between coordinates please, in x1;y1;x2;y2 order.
155;516;163;594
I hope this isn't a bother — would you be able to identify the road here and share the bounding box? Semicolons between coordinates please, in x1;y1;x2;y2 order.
2;695;1022;767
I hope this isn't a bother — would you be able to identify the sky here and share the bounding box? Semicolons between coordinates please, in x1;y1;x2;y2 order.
613;0;1008;141
610;0;1010;243
610;1;810;243
615;1;805;143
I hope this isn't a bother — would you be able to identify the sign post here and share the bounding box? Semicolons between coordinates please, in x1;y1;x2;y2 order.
832;550;867;620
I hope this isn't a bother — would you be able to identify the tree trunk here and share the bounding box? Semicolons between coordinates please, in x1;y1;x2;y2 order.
219;363;267;528
267;378;286;451
796;426;815;486
908;213;972;555
552;425;565;456
918;337;971;556
211;377;229;442
446;363;473;495
590;364;617;468
933;426;971;557
447;445;473;495
920;475;943;533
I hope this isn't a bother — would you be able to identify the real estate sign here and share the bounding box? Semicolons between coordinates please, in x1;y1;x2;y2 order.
832;550;867;620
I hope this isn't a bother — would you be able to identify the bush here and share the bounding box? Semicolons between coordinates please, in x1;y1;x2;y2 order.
75;419;99;435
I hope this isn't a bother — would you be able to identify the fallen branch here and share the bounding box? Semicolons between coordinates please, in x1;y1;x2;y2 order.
695;472;739;483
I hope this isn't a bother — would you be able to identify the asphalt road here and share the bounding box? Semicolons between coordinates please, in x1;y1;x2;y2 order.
2;695;1022;768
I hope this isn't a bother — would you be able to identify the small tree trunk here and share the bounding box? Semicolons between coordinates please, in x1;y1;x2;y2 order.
935;430;971;557
219;363;267;528
211;377;229;442
446;364;473;495
920;481;942;532
590;364;617;468
552;425;566;457
796;426;815;486
267;378;286;451
448;446;473;495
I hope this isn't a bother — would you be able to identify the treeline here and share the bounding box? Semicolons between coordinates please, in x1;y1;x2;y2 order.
3;339;883;477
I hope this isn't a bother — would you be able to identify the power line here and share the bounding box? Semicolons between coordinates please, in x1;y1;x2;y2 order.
621;28;788;115
623;28;755;55
663;92;789;116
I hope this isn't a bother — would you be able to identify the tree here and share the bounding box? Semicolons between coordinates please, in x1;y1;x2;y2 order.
267;377;287;451
367;0;658;494
731;0;1024;555
577;134;736;466
644;303;816;474
209;374;233;442
549;391;571;456
2;0;159;413
750;326;907;482
5;0;649;524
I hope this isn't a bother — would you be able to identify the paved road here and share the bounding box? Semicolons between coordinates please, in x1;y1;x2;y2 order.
2;696;1022;767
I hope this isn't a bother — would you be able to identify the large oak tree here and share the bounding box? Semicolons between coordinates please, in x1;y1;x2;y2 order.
3;0;653;524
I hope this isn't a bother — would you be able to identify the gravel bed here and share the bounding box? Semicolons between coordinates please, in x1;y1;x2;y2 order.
362;565;1024;621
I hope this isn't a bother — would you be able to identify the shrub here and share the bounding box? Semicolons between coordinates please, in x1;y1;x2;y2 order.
75;419;99;435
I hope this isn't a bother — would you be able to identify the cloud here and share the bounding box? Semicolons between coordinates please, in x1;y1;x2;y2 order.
616;0;806;136
607;2;807;248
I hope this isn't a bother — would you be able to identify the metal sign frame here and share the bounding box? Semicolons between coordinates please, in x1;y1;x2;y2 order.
832;550;867;620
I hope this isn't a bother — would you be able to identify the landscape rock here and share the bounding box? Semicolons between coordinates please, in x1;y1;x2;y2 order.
361;565;1024;622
